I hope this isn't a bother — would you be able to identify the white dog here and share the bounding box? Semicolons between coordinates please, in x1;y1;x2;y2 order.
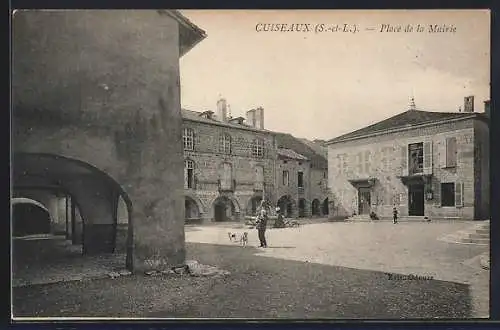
228;231;249;246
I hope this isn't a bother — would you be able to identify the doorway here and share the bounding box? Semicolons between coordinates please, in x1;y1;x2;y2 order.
358;187;371;215
408;184;424;216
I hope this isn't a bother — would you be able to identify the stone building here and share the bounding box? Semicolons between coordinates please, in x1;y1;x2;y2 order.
12;10;206;271
182;100;276;222
181;100;329;222
274;133;329;218
326;97;490;221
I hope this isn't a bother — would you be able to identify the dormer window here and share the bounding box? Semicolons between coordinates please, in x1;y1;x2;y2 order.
199;111;214;120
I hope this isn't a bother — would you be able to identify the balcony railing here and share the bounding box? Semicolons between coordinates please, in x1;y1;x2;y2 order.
218;179;236;192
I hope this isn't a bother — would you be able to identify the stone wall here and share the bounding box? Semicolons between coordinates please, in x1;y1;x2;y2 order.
328;118;484;220
182;119;276;220
12;10;188;271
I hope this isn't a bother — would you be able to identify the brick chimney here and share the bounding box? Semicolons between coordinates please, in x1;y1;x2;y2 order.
254;107;264;129
464;95;474;113
217;98;228;122
484;100;491;118
246;109;256;127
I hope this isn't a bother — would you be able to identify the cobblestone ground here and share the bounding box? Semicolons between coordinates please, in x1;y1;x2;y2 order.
185;221;490;317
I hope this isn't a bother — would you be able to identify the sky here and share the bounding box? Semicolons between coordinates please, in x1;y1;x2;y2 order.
179;10;490;141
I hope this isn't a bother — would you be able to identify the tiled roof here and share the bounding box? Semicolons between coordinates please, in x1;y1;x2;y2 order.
181;108;271;133
327;109;487;144
274;132;328;169
277;148;308;161
299;138;328;158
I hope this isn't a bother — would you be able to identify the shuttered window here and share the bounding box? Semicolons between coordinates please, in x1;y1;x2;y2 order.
455;182;464;207
364;151;371;174
446;137;457;168
423;141;433;174
401;145;408;176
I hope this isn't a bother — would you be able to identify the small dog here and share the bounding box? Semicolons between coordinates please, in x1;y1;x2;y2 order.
228;231;248;246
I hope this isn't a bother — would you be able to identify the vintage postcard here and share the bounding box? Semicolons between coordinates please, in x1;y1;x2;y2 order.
11;9;490;320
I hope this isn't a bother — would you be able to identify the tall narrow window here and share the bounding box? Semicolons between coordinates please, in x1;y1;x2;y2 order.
252;139;264;157
185;159;195;189
219;133;232;154
255;166;264;190
221;163;232;190
183;128;194;151
298;171;304;188
408;142;424;175
356;152;363;173
446;137;457;168
364;151;371;173
283;170;289;186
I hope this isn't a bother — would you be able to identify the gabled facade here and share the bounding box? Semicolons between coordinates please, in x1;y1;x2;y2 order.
326;104;489;221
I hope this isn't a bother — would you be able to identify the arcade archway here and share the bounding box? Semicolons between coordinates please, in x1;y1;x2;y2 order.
311;199;321;217
247;195;263;216
12;153;133;276
298;198;307;218
277;195;294;218
185;196;201;219
212;196;236;222
322;198;329;215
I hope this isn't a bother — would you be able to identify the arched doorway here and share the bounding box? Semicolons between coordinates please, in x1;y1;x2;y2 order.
247;195;263;216
322;198;329;215
311;199;321;217
298;198;306;218
277;195;294;218
12;198;52;236
185;196;200;219
12;152;133;270
213;196;235;222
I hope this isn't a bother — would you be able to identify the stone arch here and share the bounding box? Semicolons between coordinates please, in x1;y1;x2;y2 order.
311;198;321;216
184;194;204;220
11;197;52;236
210;195;241;222
277;195;296;218
246;194;263;216
12;152;134;269
323;198;330;215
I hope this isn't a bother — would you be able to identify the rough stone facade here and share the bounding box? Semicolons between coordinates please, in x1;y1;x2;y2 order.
182;109;276;222
12;10;205;271
327;114;489;220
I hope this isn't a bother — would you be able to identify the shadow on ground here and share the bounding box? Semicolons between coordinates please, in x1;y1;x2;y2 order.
13;242;473;319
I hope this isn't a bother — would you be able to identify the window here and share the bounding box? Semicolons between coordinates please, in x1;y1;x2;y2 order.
364;151;371;173
219;133;232;154
255;166;264;190
356;152;363;173
298;171;304;188
323;171;327;179
282;170;289;186
183;128;194;151
441;183;455;207
446;137;457;168
220;163;232;190
185;159;195;189
381;147;391;171
408;142;424;175
338;154;348;174
252;139;264;157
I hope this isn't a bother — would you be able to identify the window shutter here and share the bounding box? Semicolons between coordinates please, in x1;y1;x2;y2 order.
455;182;464;207
400;145;408;176
446;137;457;167
365;151;371;174
439;139;447;168
184;166;188;189
423;141;433;175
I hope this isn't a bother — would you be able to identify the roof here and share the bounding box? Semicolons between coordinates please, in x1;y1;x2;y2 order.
327;109;488;144
182;108;272;133
11;197;50;213
274;132;328;169
299;138;328;158
277;148;308;161
160;10;207;57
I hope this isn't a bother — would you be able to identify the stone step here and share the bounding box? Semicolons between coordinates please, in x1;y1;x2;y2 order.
458;237;490;245
469;233;489;240
475;228;490;235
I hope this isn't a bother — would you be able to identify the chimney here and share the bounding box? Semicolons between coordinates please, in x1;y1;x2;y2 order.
246;109;256;127
217;98;228;122
464;95;474;113
484;100;491;118
254;107;265;129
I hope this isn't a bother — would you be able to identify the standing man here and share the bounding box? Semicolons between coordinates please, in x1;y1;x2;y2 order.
392;205;398;224
256;200;268;248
